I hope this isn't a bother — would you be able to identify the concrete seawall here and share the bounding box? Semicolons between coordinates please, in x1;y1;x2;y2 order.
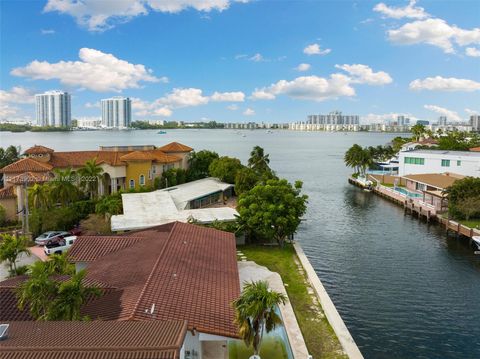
294;243;364;359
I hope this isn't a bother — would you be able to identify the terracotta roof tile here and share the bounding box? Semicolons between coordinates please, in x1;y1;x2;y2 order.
24;145;54;154
157;142;193;153
0;158;53;173
470;146;480;152
120;151;156;161
68;236;146;262
0;186;15;199
0;320;187;359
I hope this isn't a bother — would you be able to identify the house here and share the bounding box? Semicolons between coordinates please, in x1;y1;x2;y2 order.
0;222;241;358
400;139;438;152
401;172;465;212
470;146;480;152
111;177;238;231
0;142;193;221
398;149;480;177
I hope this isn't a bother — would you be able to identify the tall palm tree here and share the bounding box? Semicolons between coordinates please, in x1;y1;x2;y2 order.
50;168;80;205
248;146;272;175
28;183;51;210
47;270;101;321
0;234;30;275
233;280;287;359
411;124;426;141
78;158;104;199
344;144;363;174
17;261;57;320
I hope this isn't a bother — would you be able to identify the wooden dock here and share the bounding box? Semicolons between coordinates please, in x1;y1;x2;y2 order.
349;178;480;241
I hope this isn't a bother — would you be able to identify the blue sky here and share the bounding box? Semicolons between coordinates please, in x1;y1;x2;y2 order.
0;0;479;124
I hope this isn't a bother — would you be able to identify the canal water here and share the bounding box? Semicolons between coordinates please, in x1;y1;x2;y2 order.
2;129;479;358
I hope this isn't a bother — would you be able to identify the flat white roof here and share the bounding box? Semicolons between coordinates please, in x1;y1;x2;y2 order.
404;150;480;157
111;177;238;231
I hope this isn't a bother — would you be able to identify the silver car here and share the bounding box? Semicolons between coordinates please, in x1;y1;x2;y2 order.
34;231;70;246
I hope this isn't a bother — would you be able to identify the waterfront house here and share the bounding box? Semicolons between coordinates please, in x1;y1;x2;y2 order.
401;172;465;212
398;150;480;177
400;139;438;152
0;142;193;221
111;177;238;231
0;222;241;358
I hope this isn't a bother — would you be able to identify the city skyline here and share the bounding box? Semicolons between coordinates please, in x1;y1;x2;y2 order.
1;0;479;124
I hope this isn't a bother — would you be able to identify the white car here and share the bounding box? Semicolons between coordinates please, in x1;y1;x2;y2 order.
44;235;77;256
35;231;70;246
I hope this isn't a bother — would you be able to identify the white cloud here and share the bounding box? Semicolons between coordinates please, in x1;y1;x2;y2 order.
235;54;248;59
157;88;209;108
251;64;392;102
387;18;480;54
409;76;480;92
466;47;480;57
335;64;393;85
424;104;462;122
41;29;56;35
85;101;100;108
294;63;311;72
44;0;249;32
465;108;479;116
249;53;264;62
0;86;35;104
11;48;164;92
227;104;239;111
210;91;245;102
373;0;429;19
243;108;255;116
303;43;331;56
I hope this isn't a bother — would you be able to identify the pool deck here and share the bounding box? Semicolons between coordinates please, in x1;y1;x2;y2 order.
237;260;309;359
294;243;364;359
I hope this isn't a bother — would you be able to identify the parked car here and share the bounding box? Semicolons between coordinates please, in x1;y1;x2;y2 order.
69;225;82;236
44;235;77;256
35;231;70;246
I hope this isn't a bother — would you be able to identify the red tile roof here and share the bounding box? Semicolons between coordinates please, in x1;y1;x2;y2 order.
0;186;15;199
120;150;157;161
24;145;54;154
470;146;480;152
0;320;187;359
0;222;240;338
158;142;193;153
0;158;53;173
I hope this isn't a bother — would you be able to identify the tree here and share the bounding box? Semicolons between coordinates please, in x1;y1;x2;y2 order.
248;146;273;176
95;194;123;219
50;168;80;205
187;150;219;181
411;124;426;141
17;261;57;320
0;234;30;275
209;156;244;184
0;204;6;226
78;158;104;199
47;270;101;321
47;252;75;275
0;145;20;168
237;179;308;247
232;280;287;358
29;183;51;210
444;177;480;219
456;196;480;221
235;167;260;196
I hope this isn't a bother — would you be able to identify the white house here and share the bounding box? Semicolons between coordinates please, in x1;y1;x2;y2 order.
398;150;480;177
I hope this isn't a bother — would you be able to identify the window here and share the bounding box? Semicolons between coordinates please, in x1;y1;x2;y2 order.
139;174;145;186
129;179;135;189
457;160;461;166
404;157;424;165
441;159;450;167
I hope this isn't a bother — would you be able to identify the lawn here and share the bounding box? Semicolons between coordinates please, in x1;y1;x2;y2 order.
458;219;480;229
239;244;347;359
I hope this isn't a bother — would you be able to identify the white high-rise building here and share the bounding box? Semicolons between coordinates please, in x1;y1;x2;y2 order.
470;115;480;132
438;116;447;126
35;91;71;127
101;97;132;128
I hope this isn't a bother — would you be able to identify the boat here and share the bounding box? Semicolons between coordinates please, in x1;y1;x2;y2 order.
473;236;480;254
157;130;167;134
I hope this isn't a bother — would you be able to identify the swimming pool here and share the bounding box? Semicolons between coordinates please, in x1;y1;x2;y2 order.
394;187;422;198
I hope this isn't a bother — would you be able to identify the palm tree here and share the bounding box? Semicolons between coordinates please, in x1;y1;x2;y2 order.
50;168;80;205
233;280;287;359
344;144;363;174
78;158;104;199
248;146;273;176
17;261;57;320
47;270;101;321
29;183;51;210
47;252;75;275
411;124;426;141
95;194;123;220
0;234;30;275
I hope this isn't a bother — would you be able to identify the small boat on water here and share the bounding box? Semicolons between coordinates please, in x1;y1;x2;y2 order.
473;236;480;254
157;130;167;134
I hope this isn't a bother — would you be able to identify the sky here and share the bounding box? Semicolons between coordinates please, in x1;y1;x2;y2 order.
0;0;479;125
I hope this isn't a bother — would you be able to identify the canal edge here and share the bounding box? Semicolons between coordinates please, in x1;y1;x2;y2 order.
293;242;364;359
